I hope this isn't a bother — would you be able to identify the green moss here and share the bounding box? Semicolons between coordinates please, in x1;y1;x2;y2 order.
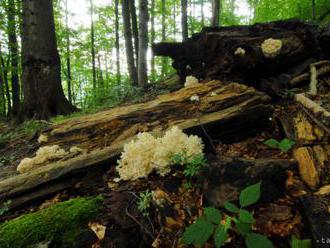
0;196;103;248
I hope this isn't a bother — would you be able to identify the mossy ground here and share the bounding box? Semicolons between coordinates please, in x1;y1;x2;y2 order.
0;196;103;248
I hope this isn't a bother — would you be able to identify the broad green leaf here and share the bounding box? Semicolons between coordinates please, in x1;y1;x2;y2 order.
214;225;228;248
239;209;255;224
236;221;252;236
239;182;261;207
245;233;274;248
291;236;312;248
181;218;214;246
224;201;239;213
224;216;232;231
263;139;279;149
204;207;222;224
278;138;295;152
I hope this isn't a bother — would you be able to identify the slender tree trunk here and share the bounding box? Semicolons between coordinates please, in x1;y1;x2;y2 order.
161;0;166;77
201;0;204;26
90;0;97;89
122;0;138;86
181;0;188;41
21;0;75;120
130;0;139;70
137;0;148;89
6;0;20;116
115;0;121;84
312;0;316;20
211;0;220;27
173;1;177;39
65;0;72;103
150;0;156;80
0;42;11;115
0;73;5;116
97;54;104;90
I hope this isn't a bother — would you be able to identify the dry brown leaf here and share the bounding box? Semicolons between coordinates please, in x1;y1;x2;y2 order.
89;222;106;240
165;217;183;230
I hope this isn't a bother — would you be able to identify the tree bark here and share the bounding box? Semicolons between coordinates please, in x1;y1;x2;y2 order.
21;0;76;120
130;0;139;70
90;0;97;90
181;0;188;41
161;0;166;77
65;0;72;103
0;42;11;115
6;0;20;116
150;0;156;80
137;0;148;89
201;0;204;27
115;0;121;84
211;0;220;27
122;0;138;86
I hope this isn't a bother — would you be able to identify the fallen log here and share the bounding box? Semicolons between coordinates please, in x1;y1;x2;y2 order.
0;81;272;203
153;19;327;95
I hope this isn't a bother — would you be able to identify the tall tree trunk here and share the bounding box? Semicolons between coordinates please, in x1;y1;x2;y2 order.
181;0;188;41
115;0;121;84
161;0;166;77
150;0;156;80
65;0;72;103
201;0;204;27
312;0;316;20
130;0;139;70
90;0;97;90
173;0;177;39
6;0;20;116
137;0;148;89
0;42;11;115
21;0;75;120
0;73;5;117
211;0;220;27
122;0;138;86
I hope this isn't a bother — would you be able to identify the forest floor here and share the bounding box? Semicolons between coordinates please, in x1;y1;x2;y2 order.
0;76;330;247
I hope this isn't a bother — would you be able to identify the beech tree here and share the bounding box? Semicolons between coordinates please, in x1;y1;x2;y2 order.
137;0;148;88
21;0;75;119
211;0;221;27
181;0;188;41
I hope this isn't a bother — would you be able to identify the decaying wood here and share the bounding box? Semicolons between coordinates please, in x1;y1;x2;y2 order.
153;19;327;95
204;156;296;207
0;81;272;202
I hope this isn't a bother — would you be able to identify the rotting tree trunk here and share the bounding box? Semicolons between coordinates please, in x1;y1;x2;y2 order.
21;0;76;120
153;19;329;96
0;81;272;203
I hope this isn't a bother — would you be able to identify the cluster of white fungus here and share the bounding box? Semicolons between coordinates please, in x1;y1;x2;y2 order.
234;47;246;57
17;145;84;173
190;95;200;102
184;76;199;88
261;38;282;58
116;126;204;181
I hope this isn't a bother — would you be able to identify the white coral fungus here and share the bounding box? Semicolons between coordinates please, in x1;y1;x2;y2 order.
234;47;246;56
184;76;199;88
17;145;68;173
190;95;200;102
116;126;204;181
261;38;282;58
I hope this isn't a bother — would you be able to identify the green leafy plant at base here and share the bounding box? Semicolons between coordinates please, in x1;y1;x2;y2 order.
0;200;11;216
137;190;153;217
171;152;207;188
291;236;312;248
0;196;103;248
181;182;274;248
264;138;296;153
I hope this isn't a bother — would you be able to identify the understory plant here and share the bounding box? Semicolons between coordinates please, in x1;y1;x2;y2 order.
264;138;295;152
291;236;312;248
181;182;274;248
137;190;153;217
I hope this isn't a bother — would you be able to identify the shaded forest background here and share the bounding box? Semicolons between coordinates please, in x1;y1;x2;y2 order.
0;0;329;119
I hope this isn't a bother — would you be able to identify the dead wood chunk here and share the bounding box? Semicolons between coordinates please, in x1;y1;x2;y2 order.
301;195;330;246
204;157;296;207
293;147;320;189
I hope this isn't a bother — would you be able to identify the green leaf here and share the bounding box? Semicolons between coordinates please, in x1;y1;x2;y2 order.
181;218;214;246
214;225;228;248
239;182;261;208
224;201;239;213
245;233;274;248
239;209;255;224
263;139;279;149
204;207;222;224
291;236;312;248
236;221;252;236
224;216;232;231
278;138;295;153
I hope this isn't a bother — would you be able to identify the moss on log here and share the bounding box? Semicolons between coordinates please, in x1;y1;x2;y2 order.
0;196;103;248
